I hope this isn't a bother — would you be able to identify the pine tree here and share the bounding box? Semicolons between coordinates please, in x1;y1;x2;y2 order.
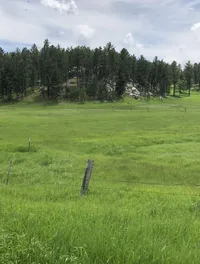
178;71;185;96
193;63;200;91
131;55;137;85
30;44;39;89
171;61;180;96
1;39;200;102
0;48;4;100
157;60;170;97
115;48;131;98
136;55;150;97
149;56;159;94
184;61;193;96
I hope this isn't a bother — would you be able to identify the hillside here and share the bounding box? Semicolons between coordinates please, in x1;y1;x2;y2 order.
0;41;198;103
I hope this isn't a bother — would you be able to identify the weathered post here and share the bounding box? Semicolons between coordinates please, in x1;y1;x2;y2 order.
5;161;12;185
81;159;94;195
28;138;31;152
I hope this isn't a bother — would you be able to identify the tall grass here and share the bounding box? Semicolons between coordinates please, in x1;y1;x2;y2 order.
1;96;200;263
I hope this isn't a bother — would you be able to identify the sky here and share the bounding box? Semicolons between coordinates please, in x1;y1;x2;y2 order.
1;0;200;64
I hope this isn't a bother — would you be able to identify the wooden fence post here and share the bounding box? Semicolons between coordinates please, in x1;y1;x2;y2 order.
80;159;94;195
5;161;12;185
28;138;31;152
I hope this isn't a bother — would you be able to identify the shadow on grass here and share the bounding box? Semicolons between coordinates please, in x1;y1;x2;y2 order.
4;145;39;153
0;99;21;107
25;95;59;107
15;146;38;153
0;96;59;107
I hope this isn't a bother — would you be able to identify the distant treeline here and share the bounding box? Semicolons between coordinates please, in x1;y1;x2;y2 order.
0;39;198;101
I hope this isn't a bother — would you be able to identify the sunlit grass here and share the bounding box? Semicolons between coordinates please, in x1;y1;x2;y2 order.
1;95;200;263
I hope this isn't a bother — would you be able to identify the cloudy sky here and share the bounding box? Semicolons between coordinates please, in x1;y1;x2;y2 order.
1;0;200;64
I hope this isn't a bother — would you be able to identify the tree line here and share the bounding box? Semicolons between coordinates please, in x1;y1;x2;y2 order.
0;39;197;101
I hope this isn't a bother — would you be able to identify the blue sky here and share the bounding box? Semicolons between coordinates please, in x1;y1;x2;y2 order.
1;0;200;64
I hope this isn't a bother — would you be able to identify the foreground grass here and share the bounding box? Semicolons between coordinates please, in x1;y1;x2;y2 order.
1;96;200;263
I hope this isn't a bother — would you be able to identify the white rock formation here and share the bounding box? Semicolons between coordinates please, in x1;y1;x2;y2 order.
125;83;140;98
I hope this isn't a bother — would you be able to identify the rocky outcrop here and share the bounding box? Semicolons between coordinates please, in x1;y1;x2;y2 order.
125;83;140;99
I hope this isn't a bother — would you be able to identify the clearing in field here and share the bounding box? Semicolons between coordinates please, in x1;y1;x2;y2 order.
1;96;200;263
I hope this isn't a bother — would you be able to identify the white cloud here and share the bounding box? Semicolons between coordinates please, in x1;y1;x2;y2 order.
58;30;65;36
135;43;144;49
191;22;200;31
2;0;200;65
41;0;77;15
76;24;95;40
123;33;144;54
124;33;134;46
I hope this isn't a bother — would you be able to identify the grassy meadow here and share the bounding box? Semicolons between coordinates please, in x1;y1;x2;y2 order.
1;95;200;263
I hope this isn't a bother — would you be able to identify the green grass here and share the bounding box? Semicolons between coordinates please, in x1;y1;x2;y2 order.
1;95;200;263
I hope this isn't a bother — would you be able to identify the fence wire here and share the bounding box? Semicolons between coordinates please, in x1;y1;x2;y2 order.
4;179;200;197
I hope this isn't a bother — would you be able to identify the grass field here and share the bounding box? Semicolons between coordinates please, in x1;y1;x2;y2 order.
1;95;200;263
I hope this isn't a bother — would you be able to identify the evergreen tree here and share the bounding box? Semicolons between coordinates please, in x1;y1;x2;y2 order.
171;61;180;96
115;48;131;98
1;39;200;101
193;63;200;90
157;60;170;97
0;48;4;99
136;55;150;97
131;54;137;84
30;44;40;89
178;71;185;96
184;61;193;96
149;56;159;94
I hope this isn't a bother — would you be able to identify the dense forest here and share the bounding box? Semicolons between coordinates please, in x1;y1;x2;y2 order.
0;39;198;101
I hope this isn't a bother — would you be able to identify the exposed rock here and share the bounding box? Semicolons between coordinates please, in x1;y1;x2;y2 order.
106;82;116;92
125;83;140;99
